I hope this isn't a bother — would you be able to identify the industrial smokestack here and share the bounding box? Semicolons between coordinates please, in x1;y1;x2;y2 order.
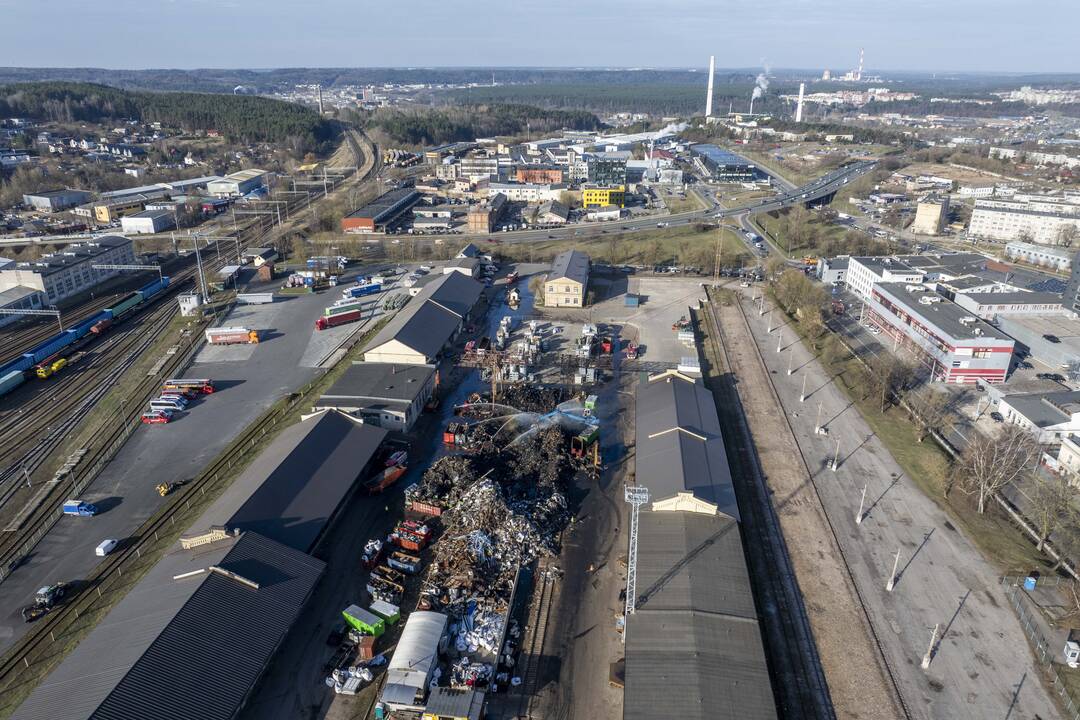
795;83;805;122
317;84;324;115
749;95;755;116
857;48;864;82
705;55;715;117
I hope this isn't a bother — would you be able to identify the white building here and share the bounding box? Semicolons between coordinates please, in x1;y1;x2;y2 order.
0;237;135;304
207;169;269;197
845;256;926;300
1004;241;1073;272
969;197;1080;244
121;209;175;235
486;182;566;203
999;391;1080;444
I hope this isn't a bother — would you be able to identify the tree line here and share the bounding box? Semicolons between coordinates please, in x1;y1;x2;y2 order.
364;104;604;146
0;82;337;151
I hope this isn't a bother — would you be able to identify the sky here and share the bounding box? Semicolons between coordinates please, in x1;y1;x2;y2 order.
0;0;1077;74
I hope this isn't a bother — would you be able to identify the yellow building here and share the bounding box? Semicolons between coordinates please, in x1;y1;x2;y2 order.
544;249;590;308
582;185;625;208
94;198;147;223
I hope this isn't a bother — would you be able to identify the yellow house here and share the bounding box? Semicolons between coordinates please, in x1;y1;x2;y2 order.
582;185;625;208
544;249;590;308
94;198;147;223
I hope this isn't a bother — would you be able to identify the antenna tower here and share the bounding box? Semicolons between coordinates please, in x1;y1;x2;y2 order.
623;484;650;641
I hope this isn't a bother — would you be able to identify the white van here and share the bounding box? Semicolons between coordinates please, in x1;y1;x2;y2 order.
149;398;186;412
95;539;118;556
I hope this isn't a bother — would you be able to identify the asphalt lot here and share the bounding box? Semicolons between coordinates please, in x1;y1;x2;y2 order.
0;264;397;653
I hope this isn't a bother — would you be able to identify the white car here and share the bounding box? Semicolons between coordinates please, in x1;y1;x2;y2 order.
868;326;882;335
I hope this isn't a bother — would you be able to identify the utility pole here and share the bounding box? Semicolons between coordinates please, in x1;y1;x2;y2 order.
886;549;901;591
800;373;807;402
831;437;840;471
623;485;651;643
766;309;773;333
776;330;783;354
856;483;867;524
814;401;822;433
787;350;794;376
921;624;940;669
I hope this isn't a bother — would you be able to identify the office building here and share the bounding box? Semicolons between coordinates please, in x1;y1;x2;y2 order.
1005;241;1073;273
486;182;564;203
865;283;1014;384
587;151;630;186
206;169;269;197
689;145;755;182
582;185;625;208
544;250;590;308
466;194;507;233
515;165;564;184
0;236;135;304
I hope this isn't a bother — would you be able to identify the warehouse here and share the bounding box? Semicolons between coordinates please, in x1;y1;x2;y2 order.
22;188;92;212
0;236;135;304
364;272;483;364
342;188;421;233
689;144;755;182
207;169;270;198
7;408;395;720
314;362;437;431
625;370;776;720
120;208;175;234
381;611;450;711
0;285;47;329
544;249;590;308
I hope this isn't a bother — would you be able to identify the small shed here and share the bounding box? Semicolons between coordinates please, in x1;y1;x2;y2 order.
343;604;386;637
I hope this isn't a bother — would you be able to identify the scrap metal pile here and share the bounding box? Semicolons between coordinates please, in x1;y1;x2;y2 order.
415;427;574;600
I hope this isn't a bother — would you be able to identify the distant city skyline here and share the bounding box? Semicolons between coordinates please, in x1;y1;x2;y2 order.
0;0;1077;74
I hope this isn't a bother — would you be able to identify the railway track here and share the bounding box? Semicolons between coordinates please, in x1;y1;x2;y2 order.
0;294;121;367
699;289;911;719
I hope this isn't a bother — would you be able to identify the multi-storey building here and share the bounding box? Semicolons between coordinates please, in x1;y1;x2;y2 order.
544;250;590;308
587;151;630;186
0;236;136;304
866;283;1014;384
969;197;1080;244
910;195;949;235
581;185;626;208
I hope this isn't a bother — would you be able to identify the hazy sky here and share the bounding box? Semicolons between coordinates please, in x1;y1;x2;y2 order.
0;0;1076;73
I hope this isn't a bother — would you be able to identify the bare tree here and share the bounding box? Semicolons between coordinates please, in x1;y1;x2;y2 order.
953;426;1039;514
1027;472;1074;552
1057;224;1079;249
866;354;915;413
905;385;955;443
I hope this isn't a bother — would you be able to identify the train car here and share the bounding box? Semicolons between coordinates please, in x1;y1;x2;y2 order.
90;317;113;335
0;370;25;397
107;293;142;320
137;276;170;302
26;331;79;366
70;313;108;338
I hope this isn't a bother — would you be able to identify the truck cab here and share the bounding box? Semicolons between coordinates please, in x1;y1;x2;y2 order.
62;500;98;517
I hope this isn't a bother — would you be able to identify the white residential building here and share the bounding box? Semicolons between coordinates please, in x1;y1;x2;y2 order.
968;197;1080;244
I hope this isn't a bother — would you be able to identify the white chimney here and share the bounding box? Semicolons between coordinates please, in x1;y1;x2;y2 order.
795;83;805;123
705;55;715;117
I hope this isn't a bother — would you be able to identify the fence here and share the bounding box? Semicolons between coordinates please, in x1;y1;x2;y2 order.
1001;576;1080;720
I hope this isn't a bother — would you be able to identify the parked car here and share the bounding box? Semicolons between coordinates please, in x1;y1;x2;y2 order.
1043;334;1061;344
990;411;1004;423
95;539;119;556
141;411;171;425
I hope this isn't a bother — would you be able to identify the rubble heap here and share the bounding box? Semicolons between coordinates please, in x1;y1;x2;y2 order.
417;428;575;600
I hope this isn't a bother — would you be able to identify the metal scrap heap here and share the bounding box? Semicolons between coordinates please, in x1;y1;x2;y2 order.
416;427;574;600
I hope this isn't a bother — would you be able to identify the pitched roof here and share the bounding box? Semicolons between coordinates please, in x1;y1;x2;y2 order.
635;371;739;520
13;533;324;720
227;410;388;552
457;242;481;258
365;273;483;360
547;249;590;286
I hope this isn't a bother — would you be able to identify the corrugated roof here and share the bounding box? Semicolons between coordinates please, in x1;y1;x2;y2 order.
625;512;776;720
227;410;388;552
547;249;590;286
635;371;739;520
319;362;435;405
365;273;482;361
13;533;324;720
384;611;448;703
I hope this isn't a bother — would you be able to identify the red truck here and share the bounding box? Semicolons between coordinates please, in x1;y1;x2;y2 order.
315;308;364;331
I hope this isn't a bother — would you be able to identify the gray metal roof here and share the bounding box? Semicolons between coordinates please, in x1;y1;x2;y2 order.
424;687;485;719
959;291;1063;306
457;242;481;258
227;410;388;552
13;533;324;720
365;273;482;361
319;362;435;405
635;372;739;520
625;511;776;720
547;249;590;286
1002;390;1080;428
874;283;1013;342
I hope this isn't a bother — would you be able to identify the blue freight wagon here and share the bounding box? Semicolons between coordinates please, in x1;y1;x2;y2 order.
137;276;169;301
0;370;25;397
27;331;79;365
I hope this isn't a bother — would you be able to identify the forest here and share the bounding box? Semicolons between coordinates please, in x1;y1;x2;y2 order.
0;82;337;150
364;104;604;146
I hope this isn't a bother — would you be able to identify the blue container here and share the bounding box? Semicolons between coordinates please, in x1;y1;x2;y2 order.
624;294;639;307
138;276;169;301
29;331;78;364
1024;576;1037;592
71;312;109;338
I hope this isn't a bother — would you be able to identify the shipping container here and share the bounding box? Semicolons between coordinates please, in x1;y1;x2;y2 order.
205;327;259;345
407;498;443;518
138;276;170;301
236;292;274;304
342;604;385;637
387;551;420;575
342;283;382;299
369;599;401;624
325;300;365;318
624;294;639;307
27;331;78;365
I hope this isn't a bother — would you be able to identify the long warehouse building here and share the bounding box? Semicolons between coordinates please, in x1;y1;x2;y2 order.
13;409;388;720
341;188;420;233
624;370;777;720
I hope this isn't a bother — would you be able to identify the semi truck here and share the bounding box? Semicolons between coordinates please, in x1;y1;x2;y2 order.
205;327;259;345
62;500;98;516
315;307;364;331
163;378;215;394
